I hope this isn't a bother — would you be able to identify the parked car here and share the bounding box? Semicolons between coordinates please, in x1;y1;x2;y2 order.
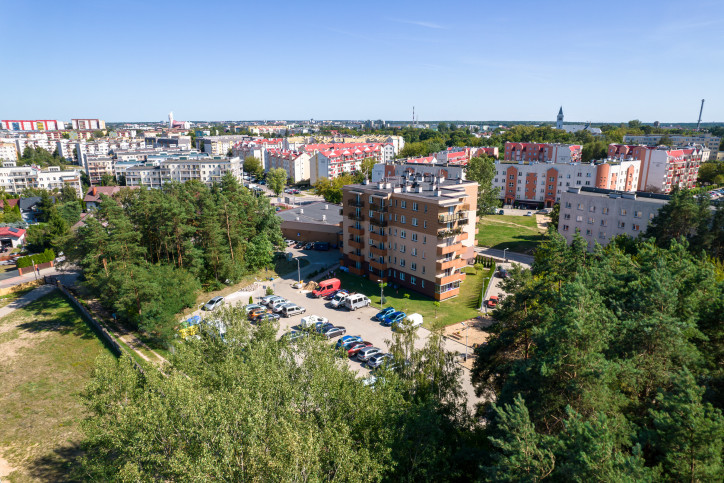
253;313;280;324
329;291;351;309
300;315;328;328
347;341;373;357
203;296;225;311
294;242;305;249
497;267;510;279
314;242;330;251
323;326;346;339
325;289;347;300
335;335;363;349
487;295;499;308
262;295;285;306
281;305;306;317
367;352;393;368
272;302;295;314
357;346;383;362
374;307;395;321
303;242;314;250
285;239;295;246
244;304;265;314
312;278;341;298
525;211;533;216
315;322;335;334
344;293;371;311
381;311;406;327
285;331;308;343
248;307;268;320
392;313;423;331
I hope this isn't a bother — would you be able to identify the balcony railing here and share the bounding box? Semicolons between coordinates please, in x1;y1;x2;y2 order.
347;239;363;250
371;246;387;257
368;203;388;213
347;213;365;222
347;199;364;207
349;227;364;236
438;212;469;224
369;217;388;228
437;227;464;238
370;231;387;243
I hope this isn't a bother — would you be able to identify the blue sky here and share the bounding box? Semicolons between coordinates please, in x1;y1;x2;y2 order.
1;0;722;122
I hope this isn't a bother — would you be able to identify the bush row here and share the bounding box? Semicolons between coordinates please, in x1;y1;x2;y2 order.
16;249;55;269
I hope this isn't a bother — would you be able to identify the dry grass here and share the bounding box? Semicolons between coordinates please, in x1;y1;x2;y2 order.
0;290;113;482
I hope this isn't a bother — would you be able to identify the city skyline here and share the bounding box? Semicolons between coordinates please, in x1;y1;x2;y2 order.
1;0;722;122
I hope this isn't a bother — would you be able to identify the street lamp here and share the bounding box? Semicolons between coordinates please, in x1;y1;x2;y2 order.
296;257;301;284
503;247;509;262
377;279;384;307
461;321;469;361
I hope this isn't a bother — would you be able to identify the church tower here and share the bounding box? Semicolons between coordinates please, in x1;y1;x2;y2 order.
556;107;564;130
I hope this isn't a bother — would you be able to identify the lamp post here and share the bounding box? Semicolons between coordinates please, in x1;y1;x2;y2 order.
378;279;384;307
296;257;301;284
503;247;509;262
461;321;469;361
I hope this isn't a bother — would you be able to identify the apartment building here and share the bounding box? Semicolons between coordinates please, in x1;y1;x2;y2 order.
125;155;242;188
608;144;703;193
82;155;115;184
249;125;287;135
200;135;249;156
309;143;389;184
558;186;668;251
504;142;583;163
434;148;471;165
371;162;466;184
623;133;720;157
0;141;18;161
493;158;640;208
71;119;106;130
341;175;478;301
1;120;65;131
144;136;192;150
0;163;82;197
266;149;311;183
232;138;284;169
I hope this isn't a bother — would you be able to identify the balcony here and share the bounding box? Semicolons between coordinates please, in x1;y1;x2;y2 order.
348;252;364;263
349;227;364;236
347;239;363;250
348;266;365;276
370;231;387;243
368;203;388;213
371;246;387;257
369;217;388;228
436;257;466;271
436;271;466;285
347;213;365;222
437;242;463;256
370;259;387;271
347;199;364;207
437;227;464;239
438;212;469;224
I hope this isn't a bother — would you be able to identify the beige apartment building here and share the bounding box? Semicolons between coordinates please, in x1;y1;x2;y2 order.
341;174;478;301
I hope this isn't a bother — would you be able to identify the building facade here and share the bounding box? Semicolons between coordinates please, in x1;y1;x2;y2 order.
341;175;478;301
0;141;18;161
1;120;65;131
608;144;703;192
71;119;106;130
622;133;720;157
200;135;250;156
558;186;668;251
504;142;583;164
0;163;82;197
125;156;242;188
309;143;389;184
493;159;640;208
266;149;311;183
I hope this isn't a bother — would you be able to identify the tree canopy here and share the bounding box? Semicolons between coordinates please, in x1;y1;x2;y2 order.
466;156;501;215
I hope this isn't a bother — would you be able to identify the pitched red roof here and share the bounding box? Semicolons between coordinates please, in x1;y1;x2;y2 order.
0;227;25;238
0;199;19;209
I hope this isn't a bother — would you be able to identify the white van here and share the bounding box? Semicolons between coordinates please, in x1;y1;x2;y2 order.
344;294;371;311
329;292;350;309
282;305;306;317
394;313;423;331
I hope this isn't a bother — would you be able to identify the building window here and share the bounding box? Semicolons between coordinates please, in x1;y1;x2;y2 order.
634;211;642;218
401;200;406;209
400;245;405;253
577;203;584;210
599;232;605;239
423;220;427;228
588;217;594;224
576;215;583;222
412;202;418;211
618;221;625;228
589;206;596;212
423;236;426;244
400;259;405;267
633;224;640;231
399;272;405;281
620;209;627;216
411;233;418;241
562;224;569;231
508;182;514;187
586;229;592;236
412;217;418;226
400;230;406;239
564;214;570;220
411;276;416;285
600;220;607;227
565;202;572;208
401;215;406;224
411;247;417;256
411;262;417;271
602;207;609;214
649;212;655;219
509;174;514;180
421;279;425;288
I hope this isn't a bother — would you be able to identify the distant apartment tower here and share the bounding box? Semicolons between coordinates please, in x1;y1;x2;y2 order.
504;142;583;164
71;119;106;130
308;143;390;184
0;163;82;197
622;133;720;157
558;186;668;251
1;120;65;131
266;149;311;183
608;144;702;193
493;158;640;208
200;135;250;156
341;175;478;301
0;141;18;161
125;155;242;188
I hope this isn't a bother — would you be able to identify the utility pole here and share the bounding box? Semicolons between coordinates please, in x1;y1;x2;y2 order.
696;99;705;131
461;321;469;361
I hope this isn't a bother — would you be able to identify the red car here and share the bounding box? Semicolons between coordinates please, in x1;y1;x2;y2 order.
347;341;373;357
487;295;499;308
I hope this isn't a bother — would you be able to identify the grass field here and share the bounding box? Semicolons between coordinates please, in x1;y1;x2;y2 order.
335;265;495;329
0;290;113;482
476;215;546;254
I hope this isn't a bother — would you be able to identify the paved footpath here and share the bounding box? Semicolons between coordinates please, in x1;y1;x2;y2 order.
0;284;57;319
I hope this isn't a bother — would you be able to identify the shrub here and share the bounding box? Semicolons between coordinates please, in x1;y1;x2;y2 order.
16;249;56;269
249;295;254;304
266;286;274;295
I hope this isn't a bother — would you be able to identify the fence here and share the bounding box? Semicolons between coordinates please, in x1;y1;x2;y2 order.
46;276;145;373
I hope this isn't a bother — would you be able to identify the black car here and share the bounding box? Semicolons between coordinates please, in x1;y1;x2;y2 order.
323;326;347;339
304;242;315;250
497;267;510;278
314;242;330;251
294;242;305;249
315;322;335;334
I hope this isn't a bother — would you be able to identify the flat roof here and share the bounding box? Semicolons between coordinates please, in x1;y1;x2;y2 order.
276;201;343;225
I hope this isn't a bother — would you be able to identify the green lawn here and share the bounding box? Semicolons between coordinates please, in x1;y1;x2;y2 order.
0;290;114;482
476;215;546;254
335;265;495;329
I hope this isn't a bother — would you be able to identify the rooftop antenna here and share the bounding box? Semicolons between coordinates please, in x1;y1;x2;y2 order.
696;99;705;131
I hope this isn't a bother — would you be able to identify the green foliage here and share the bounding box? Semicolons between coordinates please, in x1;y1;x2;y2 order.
467;156;501;215
265;167;287;196
549;203;560;231
16;248;56;268
581;139;607;163
243;155;264;179
697;161;724;186
0;202;22;223
265;286;274;295
18;146;67;168
312;174;356;203
65;176;282;341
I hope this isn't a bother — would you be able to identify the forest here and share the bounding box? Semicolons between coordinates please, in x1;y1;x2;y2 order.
71;190;723;481
65;174;282;341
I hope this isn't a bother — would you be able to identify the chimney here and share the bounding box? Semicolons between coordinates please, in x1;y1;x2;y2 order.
300;208;304;214
324;204;329;210
322;214;327;222
92;186;97;196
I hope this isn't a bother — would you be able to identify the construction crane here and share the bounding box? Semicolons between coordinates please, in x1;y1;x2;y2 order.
696;99;705;131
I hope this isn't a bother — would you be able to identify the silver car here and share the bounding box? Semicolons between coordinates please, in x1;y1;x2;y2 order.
203;296;225;311
357;346;382;362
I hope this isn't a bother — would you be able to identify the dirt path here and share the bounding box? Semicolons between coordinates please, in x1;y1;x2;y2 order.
535;214;551;232
481;218;543;232
0;285;56;319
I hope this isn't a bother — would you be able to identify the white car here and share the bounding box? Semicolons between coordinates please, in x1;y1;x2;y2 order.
268;298;289;311
300;315;329;328
244;304;265;314
329;292;350;309
393;313;423;331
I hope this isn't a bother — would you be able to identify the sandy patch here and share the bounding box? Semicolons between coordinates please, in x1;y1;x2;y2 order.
0;450;17;478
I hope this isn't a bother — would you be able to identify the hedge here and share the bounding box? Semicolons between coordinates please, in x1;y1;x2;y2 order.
16;249;56;269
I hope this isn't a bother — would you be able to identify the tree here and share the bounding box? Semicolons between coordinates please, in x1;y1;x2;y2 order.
645;188;713;252
581;140;607;162
100;174;117;186
548;203;560;230
266;168;287;196
359;157;376;181
648;369;724;482
466;156;501;215
243;156;264;179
